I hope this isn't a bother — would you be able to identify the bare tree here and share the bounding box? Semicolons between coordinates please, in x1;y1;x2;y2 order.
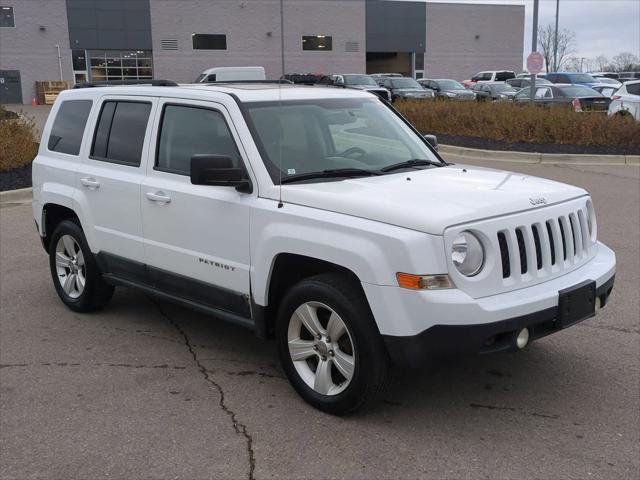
594;55;610;71
538;24;575;72
612;52;640;72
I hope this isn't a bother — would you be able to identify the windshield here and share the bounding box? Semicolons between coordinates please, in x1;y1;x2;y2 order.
571;73;597;83
343;75;377;86
436;80;465;90
560;86;602;97
390;78;421;89
245;98;442;183
195;73;207;83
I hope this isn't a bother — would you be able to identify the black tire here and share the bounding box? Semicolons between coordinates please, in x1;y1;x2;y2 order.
276;273;391;415
48;219;114;312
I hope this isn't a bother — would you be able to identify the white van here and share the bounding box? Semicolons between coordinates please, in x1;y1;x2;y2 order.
195;66;266;83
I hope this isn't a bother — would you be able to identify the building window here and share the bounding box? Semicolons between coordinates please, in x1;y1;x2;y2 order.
88;50;153;82
72;50;87;71
302;35;332;51
0;6;14;27
192;34;227;50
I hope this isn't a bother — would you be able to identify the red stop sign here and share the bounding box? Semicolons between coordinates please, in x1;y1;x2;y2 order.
527;52;544;75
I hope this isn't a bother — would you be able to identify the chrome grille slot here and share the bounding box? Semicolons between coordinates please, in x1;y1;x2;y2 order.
515;228;527;274
532;225;543;270
546;221;556;265
498;231;510;278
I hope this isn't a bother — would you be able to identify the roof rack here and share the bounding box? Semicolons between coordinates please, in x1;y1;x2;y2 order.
74;79;178;88
203;79;293;85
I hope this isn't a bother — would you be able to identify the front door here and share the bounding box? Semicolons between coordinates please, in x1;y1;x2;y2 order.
141;98;252;318
0;70;22;104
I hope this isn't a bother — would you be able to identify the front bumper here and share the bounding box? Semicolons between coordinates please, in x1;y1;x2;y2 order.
362;242;616;367
382;275;614;367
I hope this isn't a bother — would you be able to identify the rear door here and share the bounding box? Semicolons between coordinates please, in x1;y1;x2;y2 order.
140;97;253;318
75;96;156;270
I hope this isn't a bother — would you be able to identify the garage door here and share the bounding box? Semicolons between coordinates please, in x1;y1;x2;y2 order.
0;70;23;104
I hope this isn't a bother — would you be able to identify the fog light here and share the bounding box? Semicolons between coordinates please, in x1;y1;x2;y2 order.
516;328;530;349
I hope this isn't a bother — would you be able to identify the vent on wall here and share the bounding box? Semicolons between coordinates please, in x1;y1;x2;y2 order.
345;41;359;53
160;39;178;50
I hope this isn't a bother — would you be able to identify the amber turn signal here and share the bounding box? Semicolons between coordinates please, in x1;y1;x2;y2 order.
396;273;453;290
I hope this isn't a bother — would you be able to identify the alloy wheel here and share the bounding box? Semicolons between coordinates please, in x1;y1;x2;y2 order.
55;235;86;299
287;301;355;396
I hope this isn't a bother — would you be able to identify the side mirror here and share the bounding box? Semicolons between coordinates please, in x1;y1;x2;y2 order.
423;134;438;150
190;154;252;193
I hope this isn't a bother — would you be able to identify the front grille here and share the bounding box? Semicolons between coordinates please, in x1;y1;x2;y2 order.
497;208;593;279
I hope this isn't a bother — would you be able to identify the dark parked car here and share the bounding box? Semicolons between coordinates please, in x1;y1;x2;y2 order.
371;73;402;86
281;73;324;85
418;79;475;100
319;74;391;101
472;82;517;101
545;72;601;88
381;77;435;102
507;77;552;89
513;84;611;112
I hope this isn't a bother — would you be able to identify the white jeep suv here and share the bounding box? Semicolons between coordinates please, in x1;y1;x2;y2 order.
33;80;616;414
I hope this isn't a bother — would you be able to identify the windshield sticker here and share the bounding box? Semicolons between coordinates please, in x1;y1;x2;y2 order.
287;168;296;175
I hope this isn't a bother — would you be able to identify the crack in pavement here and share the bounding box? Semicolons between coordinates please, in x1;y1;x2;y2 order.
147;296;256;480
0;362;188;369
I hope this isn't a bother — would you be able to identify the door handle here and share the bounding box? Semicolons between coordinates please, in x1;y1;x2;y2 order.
146;191;171;204
80;177;100;189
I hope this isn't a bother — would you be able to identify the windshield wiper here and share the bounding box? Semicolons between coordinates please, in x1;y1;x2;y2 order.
281;168;381;184
380;159;443;173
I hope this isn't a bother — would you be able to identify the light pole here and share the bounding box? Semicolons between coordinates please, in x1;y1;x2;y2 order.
553;0;560;71
530;0;539;103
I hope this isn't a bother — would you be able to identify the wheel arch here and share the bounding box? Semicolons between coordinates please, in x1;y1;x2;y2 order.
255;253;368;339
41;203;81;252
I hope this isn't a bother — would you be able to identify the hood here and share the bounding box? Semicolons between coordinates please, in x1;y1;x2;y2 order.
444;89;474;95
278;165;587;234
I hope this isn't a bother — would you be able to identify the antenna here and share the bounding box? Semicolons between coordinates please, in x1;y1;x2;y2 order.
277;0;285;209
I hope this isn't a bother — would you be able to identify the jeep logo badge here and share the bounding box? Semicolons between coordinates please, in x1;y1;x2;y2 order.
529;197;547;206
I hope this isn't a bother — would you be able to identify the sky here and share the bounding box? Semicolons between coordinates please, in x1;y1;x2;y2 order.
392;0;640;66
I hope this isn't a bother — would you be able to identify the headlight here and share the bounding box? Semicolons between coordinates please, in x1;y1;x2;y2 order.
444;92;456;97
451;231;484;276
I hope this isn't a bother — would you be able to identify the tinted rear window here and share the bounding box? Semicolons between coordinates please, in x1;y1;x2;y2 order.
91;101;151;166
626;83;640;95
495;71;515;81
48;100;93;155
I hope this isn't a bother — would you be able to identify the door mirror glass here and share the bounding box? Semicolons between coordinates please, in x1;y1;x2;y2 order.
190;154;251;192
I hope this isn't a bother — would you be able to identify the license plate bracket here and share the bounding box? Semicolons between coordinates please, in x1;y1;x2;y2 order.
557;280;596;328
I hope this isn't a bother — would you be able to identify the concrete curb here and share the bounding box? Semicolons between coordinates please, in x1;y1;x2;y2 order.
0;187;32;204
439;144;639;166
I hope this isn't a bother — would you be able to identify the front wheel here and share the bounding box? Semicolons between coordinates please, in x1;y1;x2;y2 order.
276;273;390;415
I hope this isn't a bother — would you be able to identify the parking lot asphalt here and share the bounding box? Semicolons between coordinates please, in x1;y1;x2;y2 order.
1;160;638;479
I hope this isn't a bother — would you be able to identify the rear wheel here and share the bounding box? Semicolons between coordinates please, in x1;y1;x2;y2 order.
48;220;114;312
276;273;390;415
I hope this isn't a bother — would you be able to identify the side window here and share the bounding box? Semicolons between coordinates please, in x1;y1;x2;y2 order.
206;74;216;82
48;99;93;155
383;79;391;88
535;87;548;99
626;83;640;95
156;104;241;176
547;74;557;83
562;75;571;83
481;73;492;81
91;101;152;166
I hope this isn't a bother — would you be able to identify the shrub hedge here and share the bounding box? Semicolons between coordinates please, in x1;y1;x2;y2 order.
0;106;38;172
395;100;640;148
